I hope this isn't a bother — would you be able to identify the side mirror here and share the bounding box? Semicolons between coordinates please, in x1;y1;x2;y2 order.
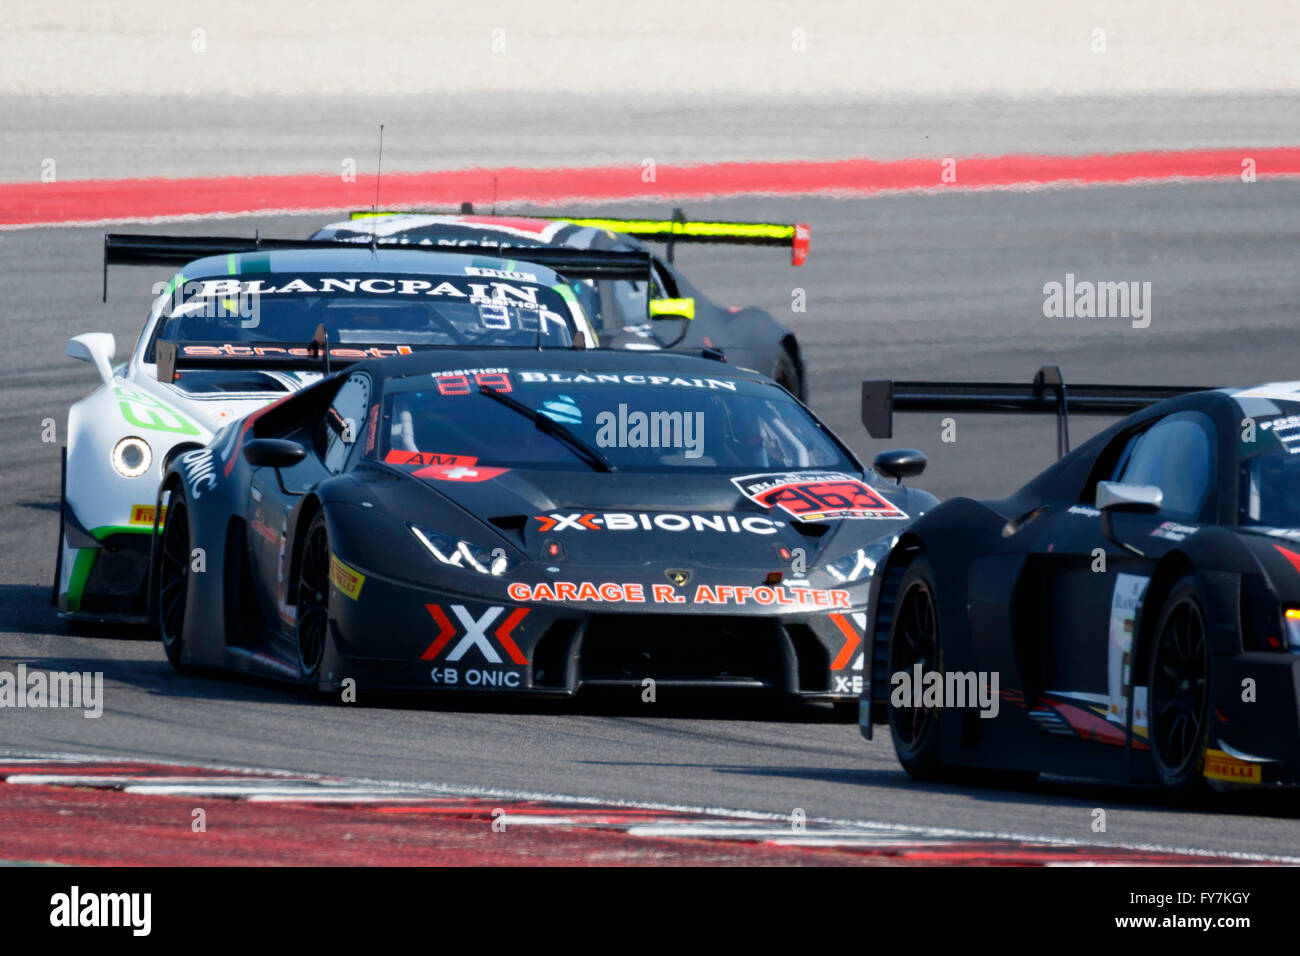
649;297;695;321
1096;480;1162;557
873;448;926;484
1096;481;1162;514
243;438;308;469
67;333;116;386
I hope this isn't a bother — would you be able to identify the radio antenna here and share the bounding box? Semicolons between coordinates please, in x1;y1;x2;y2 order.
492;174;498;216
370;124;385;252
535;281;544;350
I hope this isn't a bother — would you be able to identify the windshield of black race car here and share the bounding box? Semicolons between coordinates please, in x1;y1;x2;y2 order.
379;368;857;474
144;271;581;360
1240;399;1300;528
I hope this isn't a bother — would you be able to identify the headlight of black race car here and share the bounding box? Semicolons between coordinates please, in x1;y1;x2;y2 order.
408;524;513;577
824;537;894;584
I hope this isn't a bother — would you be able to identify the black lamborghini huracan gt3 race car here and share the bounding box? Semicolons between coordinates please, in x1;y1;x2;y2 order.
150;347;934;702
858;367;1300;793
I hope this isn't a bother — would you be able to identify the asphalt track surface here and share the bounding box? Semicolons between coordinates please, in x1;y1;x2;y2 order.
4;179;1300;859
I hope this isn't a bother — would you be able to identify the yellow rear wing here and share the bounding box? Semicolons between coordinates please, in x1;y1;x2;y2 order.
348;207;810;266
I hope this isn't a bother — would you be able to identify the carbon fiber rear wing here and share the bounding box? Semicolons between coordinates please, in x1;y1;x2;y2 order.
348;206;811;265
861;366;1216;459
102;232;655;300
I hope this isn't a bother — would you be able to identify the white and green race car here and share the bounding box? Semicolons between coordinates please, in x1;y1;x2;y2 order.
55;232;619;622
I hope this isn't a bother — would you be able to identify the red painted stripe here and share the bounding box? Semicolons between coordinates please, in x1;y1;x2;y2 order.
223;417;257;477
3;147;1298;229
1273;544;1300;576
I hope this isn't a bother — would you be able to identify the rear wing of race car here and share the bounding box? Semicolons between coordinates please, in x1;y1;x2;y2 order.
102;232;655;301
153;328;426;382
348;206;811;266
861;365;1217;459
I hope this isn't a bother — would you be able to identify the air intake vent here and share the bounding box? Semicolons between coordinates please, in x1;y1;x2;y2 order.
579;615;787;688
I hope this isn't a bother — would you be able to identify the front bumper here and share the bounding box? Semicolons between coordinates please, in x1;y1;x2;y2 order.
56;446;158;623
318;564;868;699
57;530;152;622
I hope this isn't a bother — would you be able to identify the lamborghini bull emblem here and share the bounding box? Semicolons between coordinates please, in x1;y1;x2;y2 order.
665;568;691;587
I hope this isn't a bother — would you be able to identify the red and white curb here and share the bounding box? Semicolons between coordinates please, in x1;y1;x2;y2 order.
0;752;1287;865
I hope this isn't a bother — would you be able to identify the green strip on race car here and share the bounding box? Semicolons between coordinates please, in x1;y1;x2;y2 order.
92;525;155;539
64;548;98;612
64;525;159;612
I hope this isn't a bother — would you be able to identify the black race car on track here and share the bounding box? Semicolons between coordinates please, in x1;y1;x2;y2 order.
150;347;936;703
313;208;811;399
857;367;1300;794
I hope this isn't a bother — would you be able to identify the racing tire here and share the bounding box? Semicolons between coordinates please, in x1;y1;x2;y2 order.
157;488;193;671
1147;576;1213;798
886;555;946;780
294;512;331;681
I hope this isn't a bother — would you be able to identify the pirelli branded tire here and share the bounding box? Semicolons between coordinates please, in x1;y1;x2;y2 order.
1148;576;1213;798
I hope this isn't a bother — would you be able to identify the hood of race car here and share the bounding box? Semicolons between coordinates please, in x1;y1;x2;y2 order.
392;464;919;574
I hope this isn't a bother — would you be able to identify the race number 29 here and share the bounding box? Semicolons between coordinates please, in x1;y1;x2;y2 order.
434;372;513;396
